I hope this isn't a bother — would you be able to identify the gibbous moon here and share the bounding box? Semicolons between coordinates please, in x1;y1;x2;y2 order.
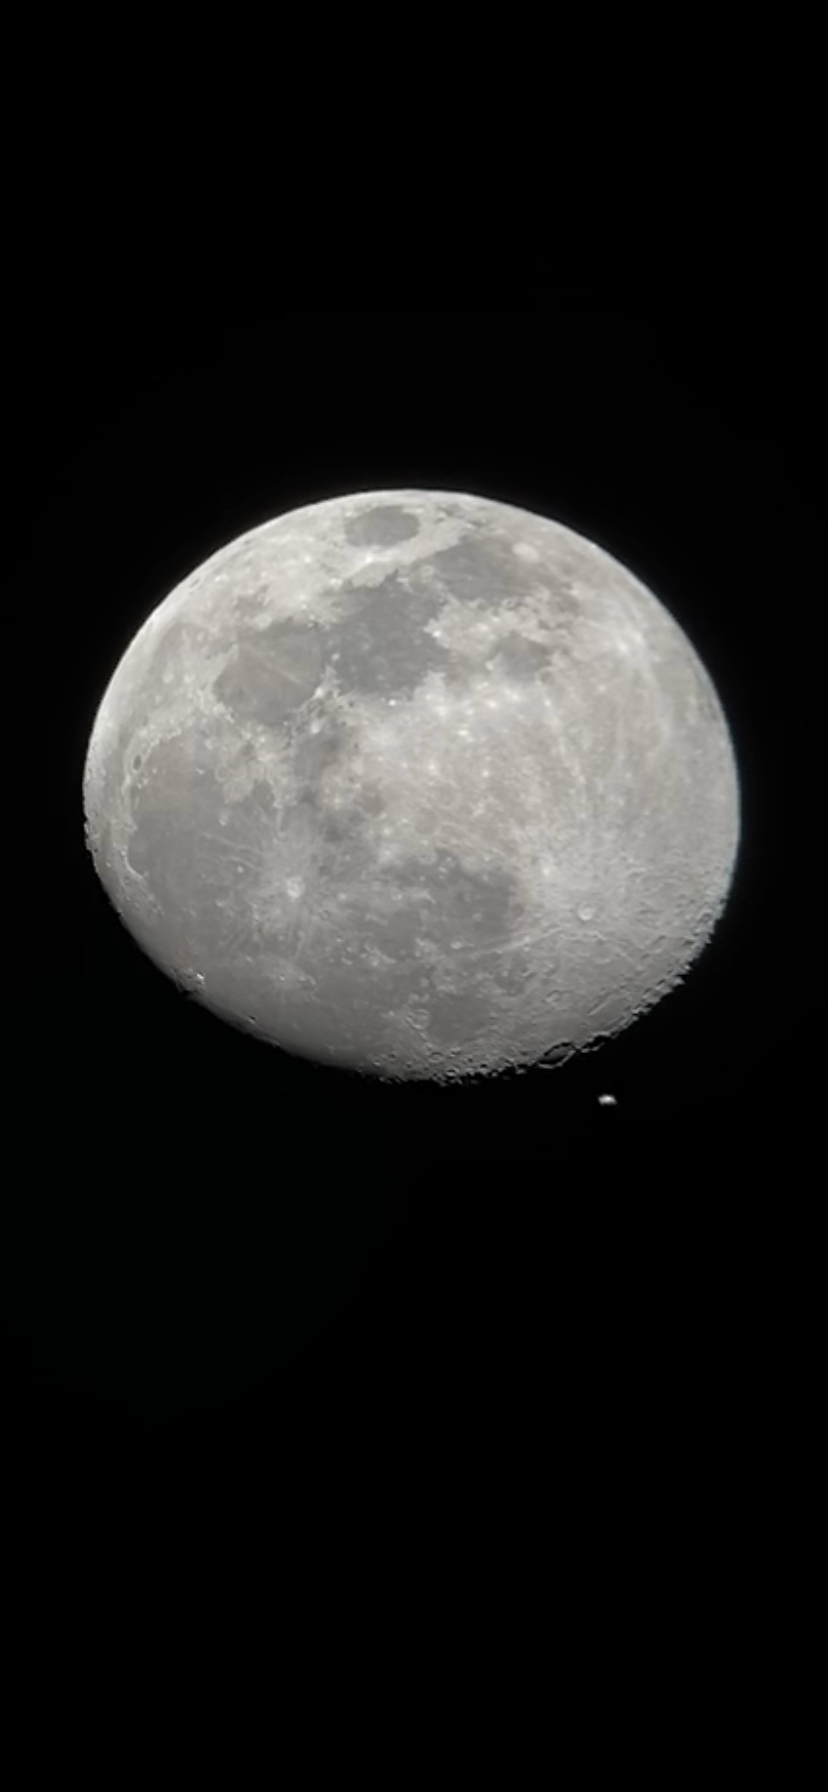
83;490;740;1078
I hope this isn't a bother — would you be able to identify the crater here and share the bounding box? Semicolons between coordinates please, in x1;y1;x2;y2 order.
343;505;422;548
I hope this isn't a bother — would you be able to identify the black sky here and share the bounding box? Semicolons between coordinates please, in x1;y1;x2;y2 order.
7;302;816;1431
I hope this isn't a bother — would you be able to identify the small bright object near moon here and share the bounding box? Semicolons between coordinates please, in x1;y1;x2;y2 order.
83;490;740;1079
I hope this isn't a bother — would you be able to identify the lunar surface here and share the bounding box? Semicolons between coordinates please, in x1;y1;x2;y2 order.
83;490;740;1078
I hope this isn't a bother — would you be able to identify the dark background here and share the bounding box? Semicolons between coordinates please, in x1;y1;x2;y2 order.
5;303;816;1433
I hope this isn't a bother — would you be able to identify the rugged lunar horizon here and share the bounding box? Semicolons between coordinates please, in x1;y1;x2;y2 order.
83;490;740;1078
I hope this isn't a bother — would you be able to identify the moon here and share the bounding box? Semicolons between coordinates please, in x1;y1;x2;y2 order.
83;490;740;1079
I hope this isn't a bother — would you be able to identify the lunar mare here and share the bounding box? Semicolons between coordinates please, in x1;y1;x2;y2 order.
83;491;740;1078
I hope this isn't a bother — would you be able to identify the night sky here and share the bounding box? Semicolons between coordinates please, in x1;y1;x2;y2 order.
5;302;815;1438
